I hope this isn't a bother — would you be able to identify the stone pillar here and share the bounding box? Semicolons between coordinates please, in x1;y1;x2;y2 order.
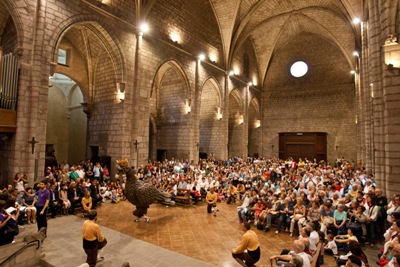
223;74;230;159
81;102;93;159
131;32;142;166
192;59;201;162
243;85;249;158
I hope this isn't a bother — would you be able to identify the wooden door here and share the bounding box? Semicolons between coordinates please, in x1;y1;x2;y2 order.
279;132;327;162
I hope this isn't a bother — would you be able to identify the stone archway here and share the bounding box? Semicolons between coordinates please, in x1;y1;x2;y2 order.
46;74;87;165
199;78;223;159
150;60;191;160
228;89;245;157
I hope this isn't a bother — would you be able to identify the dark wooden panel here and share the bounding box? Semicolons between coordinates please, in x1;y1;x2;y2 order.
279;132;327;162
0;109;16;133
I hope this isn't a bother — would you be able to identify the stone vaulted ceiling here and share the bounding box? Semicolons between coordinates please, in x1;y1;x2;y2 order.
209;0;362;85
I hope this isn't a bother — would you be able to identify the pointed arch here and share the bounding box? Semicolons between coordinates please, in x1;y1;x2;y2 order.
229;88;243;110
201;77;222;107
249;97;260;114
49;16;126;85
150;59;192;160
199;77;224;158
2;0;30;52
151;60;191;99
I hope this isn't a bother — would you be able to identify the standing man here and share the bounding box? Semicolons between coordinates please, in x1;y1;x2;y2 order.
232;222;261;267
82;210;107;267
36;181;50;235
93;162;103;183
206;186;218;216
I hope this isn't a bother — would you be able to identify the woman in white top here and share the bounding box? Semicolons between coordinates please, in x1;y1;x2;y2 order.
364;195;379;246
14;173;28;192
387;195;400;223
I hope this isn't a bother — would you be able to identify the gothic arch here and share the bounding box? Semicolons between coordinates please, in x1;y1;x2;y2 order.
2;0;30;53
249;97;260;114
151;60;191;99
49;15;126;85
229;88;243;111
200;77;222;107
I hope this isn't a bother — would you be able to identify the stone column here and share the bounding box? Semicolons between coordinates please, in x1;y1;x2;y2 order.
192;59;201;162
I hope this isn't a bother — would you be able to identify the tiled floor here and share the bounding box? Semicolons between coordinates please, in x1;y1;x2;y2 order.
94;200;334;267
17;199;381;267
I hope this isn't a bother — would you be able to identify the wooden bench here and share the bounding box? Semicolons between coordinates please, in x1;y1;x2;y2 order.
311;241;323;267
174;189;191;206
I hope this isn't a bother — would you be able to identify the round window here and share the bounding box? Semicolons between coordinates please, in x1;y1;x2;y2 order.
290;61;308;77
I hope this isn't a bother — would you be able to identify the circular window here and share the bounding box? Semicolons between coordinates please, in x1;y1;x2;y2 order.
290;61;308;77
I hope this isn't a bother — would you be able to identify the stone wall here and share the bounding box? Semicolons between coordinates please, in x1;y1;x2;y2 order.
263;34;357;163
0;0;398;197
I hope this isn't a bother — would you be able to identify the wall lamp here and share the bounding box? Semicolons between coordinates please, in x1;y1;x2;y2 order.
254;119;261;128
139;22;149;35
116;82;125;102
383;35;400;69
216;107;222;120
198;54;205;61
185;98;191;114
238;115;244;125
353;17;361;24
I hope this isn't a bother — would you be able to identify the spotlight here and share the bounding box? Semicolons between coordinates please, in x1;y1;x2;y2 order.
140;22;149;33
353;17;361;24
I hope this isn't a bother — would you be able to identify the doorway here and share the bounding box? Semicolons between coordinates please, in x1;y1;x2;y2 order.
279;132;327;162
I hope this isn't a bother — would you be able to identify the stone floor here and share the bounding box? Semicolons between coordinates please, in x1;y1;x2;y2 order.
17;199;381;267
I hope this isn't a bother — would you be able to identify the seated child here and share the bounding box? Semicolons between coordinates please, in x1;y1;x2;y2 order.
110;190;120;204
324;234;338;255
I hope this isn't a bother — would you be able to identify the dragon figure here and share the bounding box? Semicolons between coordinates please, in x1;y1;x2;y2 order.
116;159;175;222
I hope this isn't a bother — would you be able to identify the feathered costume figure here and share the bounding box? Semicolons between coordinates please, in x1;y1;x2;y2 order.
116;159;175;222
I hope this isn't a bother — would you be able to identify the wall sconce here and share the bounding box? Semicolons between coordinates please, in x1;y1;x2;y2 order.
238;115;244;125
116;82;126;102
185;98;191;114
209;53;217;63
170;32;180;43
383;35;400;69
254;119;261;128
49;62;57;79
139;22;149;35
216;107;222;120
335;145;339;151
355;115;358;124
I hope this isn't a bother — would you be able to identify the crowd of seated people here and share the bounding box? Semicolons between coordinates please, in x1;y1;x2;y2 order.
1;156;399;267
132;156;398;266
0;160;125;246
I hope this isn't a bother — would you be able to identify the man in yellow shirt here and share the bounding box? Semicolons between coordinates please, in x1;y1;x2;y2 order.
206;186;218;216
82;211;107;267
232;222;261;267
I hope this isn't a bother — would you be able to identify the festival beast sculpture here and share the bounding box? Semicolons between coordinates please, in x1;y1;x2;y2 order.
116;159;174;222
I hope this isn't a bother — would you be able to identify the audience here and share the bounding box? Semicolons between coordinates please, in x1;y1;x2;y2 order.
0;155;396;267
